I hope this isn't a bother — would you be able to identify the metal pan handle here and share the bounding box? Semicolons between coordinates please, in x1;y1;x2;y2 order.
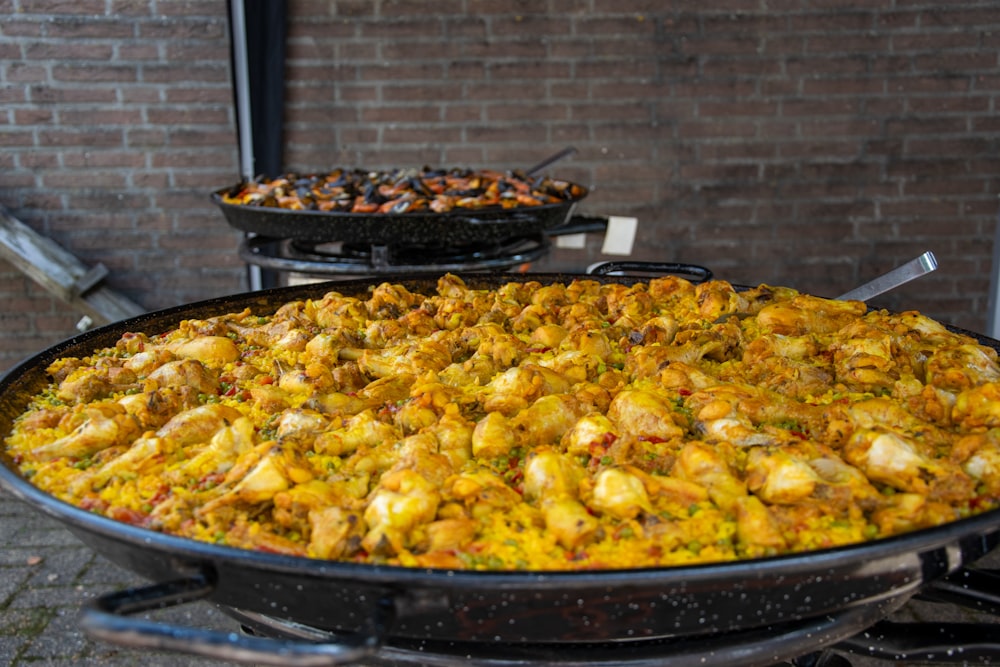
588;261;714;284
79;574;390;666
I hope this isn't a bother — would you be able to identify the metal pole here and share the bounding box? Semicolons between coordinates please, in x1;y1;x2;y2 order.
988;198;1000;337
228;0;262;290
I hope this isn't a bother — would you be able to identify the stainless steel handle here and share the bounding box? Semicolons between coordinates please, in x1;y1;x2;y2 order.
79;575;390;667
836;251;938;302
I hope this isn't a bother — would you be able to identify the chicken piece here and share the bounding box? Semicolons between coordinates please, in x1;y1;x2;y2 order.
423;517;478;553
530;323;569;349
121;348;176;376
275;408;330;444
687;391;778;448
756;295;867;335
117;387;198;431
522;447;587;503
586;467;653;519
168;335;239;368
511;394;586;449
843;429;974;501
277;362;336;396
541;497;600;550
656;361;720;393
745;447;820;505
734;495;788;558
786;450;883;515
174;415;257;480
357;334;454;379
831;334;898;392
362;469;441;555
686;383;822;446
248;383;293;414
423;409;474;470
68;435;164;495
953;383;1000;431
315;409;399;458
358;375;412;406
365;282;420;320
672;442;746;513
469;323;527;368
310;292;369;330
445;468;522;519
301;332;344;367
201;443;314;511
739;334;834;399
32;402;140;461
868;492;950;535
393;400;438;435
53;367;113;405
625;466;710;512
535;350;602;383
438;353;500;387
561;413;619;458
626;342;714;381
272;479;342;527
482;363;572;415
147;358;220;396
606;389;684;442
388;432;455;487
953;431;1000;495
925;344;1000;391
631;315;679;346
155;404;245;446
694;280;749;321
308;505;366;560
562;328;615;362
606;284;653;325
847;398;948;446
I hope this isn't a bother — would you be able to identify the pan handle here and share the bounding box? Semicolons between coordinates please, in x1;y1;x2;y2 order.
79;574;391;666
588;261;714;284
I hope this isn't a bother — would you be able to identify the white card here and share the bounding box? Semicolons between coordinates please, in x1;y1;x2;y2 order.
601;216;638;255
555;233;587;249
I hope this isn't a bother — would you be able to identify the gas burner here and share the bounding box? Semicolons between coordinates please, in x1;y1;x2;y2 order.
208;567;1000;666
239;235;550;276
226;597;900;667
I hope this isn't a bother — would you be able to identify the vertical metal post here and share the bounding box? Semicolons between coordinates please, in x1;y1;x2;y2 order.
988;199;1000;337
228;0;262;290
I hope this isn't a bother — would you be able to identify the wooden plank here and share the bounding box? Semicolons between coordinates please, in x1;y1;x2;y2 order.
0;204;145;327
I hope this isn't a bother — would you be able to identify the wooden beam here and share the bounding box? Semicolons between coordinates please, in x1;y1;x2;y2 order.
0;204;145;328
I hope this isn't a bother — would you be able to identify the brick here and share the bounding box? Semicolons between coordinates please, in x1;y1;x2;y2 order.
6;63;49;82
46;17;136;39
23;41;115;60
143;63;229;84
137;18;226;40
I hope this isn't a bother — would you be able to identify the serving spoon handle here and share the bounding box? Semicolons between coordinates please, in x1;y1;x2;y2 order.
836;251;938;302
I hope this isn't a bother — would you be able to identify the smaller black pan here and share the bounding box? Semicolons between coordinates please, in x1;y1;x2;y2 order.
211;185;588;246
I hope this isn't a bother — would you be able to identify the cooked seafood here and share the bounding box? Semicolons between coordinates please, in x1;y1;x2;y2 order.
220;167;586;214
5;274;1000;571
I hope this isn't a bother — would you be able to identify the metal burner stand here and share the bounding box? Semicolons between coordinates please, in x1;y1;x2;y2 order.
239;235;551;276
220;567;1000;666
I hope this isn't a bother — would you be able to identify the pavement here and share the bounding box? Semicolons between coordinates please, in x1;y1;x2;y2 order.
3;480;1000;667
0;486;235;666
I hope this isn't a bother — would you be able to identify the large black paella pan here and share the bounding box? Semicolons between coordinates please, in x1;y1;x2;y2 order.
1;273;1000;666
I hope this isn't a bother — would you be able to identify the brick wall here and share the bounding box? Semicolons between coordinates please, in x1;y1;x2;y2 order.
1;0;999;370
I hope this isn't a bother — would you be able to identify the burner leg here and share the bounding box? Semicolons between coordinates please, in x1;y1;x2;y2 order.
788;650;853;667
370;244;390;271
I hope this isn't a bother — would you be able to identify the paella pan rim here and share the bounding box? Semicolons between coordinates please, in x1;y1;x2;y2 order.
2;456;999;587
1;271;999;589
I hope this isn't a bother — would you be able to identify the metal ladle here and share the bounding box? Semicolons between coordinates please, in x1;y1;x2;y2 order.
836;251;938;301
525;146;578;177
